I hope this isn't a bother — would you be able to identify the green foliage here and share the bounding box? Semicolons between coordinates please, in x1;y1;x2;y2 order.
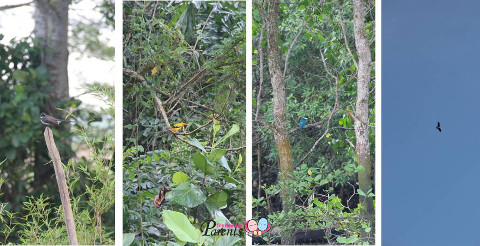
253;0;375;244
0;36;50;162
0;57;115;243
123;2;245;245
258;164;373;244
0;36;78;242
162;210;202;243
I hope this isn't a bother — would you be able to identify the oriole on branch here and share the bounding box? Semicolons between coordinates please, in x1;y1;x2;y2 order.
167;122;187;132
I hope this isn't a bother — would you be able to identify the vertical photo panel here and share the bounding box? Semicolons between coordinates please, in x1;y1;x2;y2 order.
383;0;480;245
122;1;246;245
252;0;375;244
0;1;115;245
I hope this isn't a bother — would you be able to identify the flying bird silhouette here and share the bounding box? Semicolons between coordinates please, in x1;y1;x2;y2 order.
436;122;441;132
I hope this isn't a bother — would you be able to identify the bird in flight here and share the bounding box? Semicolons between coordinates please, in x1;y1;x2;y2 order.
436;122;441;132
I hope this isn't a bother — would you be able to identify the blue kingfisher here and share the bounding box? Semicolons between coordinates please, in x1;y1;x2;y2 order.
299;116;308;129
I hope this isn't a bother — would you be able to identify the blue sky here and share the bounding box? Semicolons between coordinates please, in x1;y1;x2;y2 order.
382;0;480;245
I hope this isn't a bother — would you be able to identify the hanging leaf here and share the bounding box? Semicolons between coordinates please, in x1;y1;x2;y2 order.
193;151;215;175
187;138;206;152
208;149;227;162
165;182;206;207
217;156;231;173
162;210;201;243
212;124;240;148
206;191;228;208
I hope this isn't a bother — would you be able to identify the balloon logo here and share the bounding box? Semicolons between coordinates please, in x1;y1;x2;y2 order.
245;218;271;237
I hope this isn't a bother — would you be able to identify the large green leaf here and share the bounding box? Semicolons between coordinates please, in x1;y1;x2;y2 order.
123;233;136;246
206;191;228;208
212;124;240;148
193;151;215;175
172;171;190;184
166;182;206;208
208;149;227;162
162;210;201;243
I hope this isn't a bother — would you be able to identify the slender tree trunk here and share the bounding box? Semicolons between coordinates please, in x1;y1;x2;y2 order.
266;0;295;244
353;0;374;220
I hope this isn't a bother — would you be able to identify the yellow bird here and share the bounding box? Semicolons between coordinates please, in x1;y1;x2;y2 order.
173;122;187;128
167;122;187;132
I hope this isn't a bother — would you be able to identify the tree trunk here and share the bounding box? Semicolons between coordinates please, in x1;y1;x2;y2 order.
33;0;70;194
352;0;374;221
34;0;70;104
265;0;295;244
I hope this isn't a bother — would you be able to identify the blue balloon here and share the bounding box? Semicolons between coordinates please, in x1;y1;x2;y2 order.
258;218;268;231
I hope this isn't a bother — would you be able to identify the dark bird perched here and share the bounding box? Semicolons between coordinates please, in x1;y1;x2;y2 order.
299;116;308;129
40;113;73;126
436;122;441;132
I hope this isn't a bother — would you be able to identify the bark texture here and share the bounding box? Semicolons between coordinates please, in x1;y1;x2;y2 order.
266;0;295;244
353;0;374;218
34;0;70;104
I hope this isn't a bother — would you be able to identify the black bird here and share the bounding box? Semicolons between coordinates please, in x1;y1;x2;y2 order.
40;113;73;126
436;122;441;132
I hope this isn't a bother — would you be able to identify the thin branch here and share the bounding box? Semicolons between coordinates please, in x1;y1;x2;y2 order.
254;118;277;135
283;14;311;77
294;115;333;168
171;134;245;151
255;9;266;121
153;94;171;128
336;0;358;68
0;1;32;11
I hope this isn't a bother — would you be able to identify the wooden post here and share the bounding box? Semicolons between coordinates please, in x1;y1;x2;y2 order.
44;127;78;245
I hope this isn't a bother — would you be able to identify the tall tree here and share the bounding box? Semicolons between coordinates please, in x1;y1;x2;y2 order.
33;0;70;193
353;0;374;220
265;0;295;244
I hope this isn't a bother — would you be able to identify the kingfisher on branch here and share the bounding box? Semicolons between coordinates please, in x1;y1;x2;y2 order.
299;116;308;130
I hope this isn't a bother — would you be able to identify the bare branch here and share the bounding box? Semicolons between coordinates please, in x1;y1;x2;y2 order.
0;1;32;11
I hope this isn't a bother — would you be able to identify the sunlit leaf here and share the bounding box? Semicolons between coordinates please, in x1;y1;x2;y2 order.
172;171;190;184
162;210;201;243
212;124;240;148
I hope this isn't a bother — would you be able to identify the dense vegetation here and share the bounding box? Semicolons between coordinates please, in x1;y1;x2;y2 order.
252;0;375;244
0;0;115;243
122;2;246;245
